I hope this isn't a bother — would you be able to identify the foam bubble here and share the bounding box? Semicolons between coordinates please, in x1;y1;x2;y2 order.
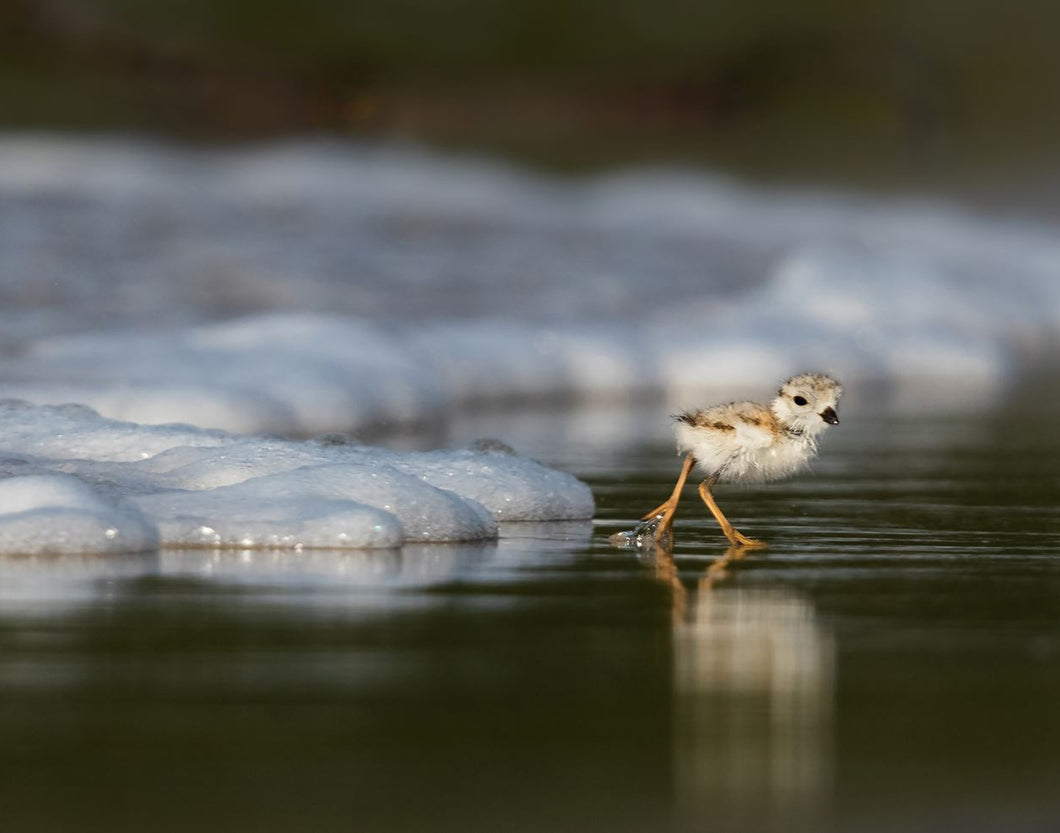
0;473;159;555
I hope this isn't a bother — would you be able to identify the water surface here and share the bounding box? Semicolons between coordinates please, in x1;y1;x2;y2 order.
2;402;1059;833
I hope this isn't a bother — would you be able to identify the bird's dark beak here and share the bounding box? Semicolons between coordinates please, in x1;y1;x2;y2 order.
820;407;839;425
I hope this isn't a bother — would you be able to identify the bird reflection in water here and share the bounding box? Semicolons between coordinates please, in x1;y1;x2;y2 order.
643;540;836;830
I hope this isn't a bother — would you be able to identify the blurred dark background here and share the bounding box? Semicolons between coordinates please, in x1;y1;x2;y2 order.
4;0;1060;191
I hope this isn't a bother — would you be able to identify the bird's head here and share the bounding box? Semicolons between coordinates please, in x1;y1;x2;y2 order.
771;373;843;437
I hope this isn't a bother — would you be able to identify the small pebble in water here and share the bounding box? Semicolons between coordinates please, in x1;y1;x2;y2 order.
468;438;517;456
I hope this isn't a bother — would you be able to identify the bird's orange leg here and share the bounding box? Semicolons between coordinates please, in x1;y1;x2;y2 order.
697;477;768;549
642;453;696;541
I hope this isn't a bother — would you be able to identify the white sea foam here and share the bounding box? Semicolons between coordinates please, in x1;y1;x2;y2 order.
0;400;594;555
2;136;1058;436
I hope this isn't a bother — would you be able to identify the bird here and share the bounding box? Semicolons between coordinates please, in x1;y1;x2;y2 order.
634;372;842;549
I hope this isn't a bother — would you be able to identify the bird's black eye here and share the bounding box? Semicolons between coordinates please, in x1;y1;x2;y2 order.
793;396;808;406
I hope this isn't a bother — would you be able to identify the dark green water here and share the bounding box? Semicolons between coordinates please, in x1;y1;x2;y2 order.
2;403;1059;833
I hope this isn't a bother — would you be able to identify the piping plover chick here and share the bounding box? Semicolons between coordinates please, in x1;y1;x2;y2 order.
627;372;842;549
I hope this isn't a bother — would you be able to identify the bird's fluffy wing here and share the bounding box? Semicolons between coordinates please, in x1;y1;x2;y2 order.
727;403;777;450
